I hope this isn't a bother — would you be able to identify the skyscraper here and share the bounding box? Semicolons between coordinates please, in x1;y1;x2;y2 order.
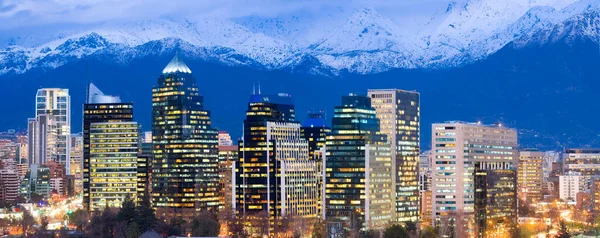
70;133;83;194
83;83;136;211
27;114;58;165
431;122;517;238
35;88;71;173
368;89;420;222
325;94;394;234
518;150;544;203
152;54;220;215
235;93;320;236
300;111;331;159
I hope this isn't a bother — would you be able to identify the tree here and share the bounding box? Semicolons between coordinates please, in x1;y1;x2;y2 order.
88;206;118;238
116;196;136;224
20;208;36;235
40;216;49;231
69;209;90;231
126;221;142;238
30;192;44;204
312;219;327;238
191;212;220;237
557;221;570;238
363;229;380;238
405;221;417;237
135;195;156;231
383;224;408;238
420;226;437;238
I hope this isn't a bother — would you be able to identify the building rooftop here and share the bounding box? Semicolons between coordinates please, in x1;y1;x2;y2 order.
162;53;192;74
248;93;293;105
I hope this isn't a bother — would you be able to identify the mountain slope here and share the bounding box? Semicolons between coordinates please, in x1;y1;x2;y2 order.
2;0;600;75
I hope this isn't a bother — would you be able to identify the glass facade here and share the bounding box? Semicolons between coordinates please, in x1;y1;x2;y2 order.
368;89;420;222
88;122;139;210
35;88;71;172
325;94;393;233
236;93;320;236
83;101;134;211
151;55;220;215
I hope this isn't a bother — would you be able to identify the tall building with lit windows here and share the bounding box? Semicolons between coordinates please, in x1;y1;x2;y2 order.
35;88;71;173
368;89;420;222
431;122;517;238
83;83;135;211
88;121;138;210
151;54;220;216
518;150;544;203
301;111;331;159
325;94;393;234
235;93;320;237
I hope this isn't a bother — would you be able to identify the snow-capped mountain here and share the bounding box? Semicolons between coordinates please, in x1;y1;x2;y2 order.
2;0;600;75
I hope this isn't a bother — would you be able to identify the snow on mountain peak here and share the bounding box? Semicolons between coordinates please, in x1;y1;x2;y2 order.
1;0;600;75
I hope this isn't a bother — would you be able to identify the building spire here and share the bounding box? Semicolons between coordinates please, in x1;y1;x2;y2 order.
162;52;192;74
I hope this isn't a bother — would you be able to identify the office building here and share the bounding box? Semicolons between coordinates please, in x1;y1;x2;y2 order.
235;93;320;236
474;169;517;237
35;88;70;172
218;143;237;214
431;122;517;238
46;160;67;196
421;190;433;227
543;151;559;183
0;168;19;202
136;155;150;204
368;89;420;222
518;150;544;203
300;111;331;159
83;83;136;211
27;114;59;165
564;149;600;189
70;134;83;194
419;151;432;192
152;54;220;215
21;164;51;199
559;171;585;202
218;131;233;146
325;94;394;233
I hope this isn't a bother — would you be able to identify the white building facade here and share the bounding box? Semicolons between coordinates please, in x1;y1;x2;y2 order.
35;88;71;173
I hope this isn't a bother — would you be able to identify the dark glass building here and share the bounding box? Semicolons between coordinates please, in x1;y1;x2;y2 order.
300;111;331;159
235;93;295;219
151;54;219;216
474;168;517;238
325;94;393;233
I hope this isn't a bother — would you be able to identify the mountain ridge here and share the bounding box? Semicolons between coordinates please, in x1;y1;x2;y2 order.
2;0;600;75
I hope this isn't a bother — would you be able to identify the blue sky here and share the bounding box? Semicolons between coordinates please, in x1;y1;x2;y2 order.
0;0;451;31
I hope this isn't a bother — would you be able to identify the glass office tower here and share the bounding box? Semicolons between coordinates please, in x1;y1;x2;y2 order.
325;94;394;234
36;88;71;173
151;54;219;216
368;89;420;222
83;83;135;211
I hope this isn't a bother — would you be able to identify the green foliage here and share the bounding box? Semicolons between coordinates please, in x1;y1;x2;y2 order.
363;229;380;238
116;196;136;224
135;195;156;231
191;212;220;237
557;221;570;238
126;221;142;238
312;219;327;238
68;209;90;231
420;226;437;238
20;208;36;235
383;224;408;238
405;221;417;233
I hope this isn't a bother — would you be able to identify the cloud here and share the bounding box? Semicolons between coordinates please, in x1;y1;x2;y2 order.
0;0;453;30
